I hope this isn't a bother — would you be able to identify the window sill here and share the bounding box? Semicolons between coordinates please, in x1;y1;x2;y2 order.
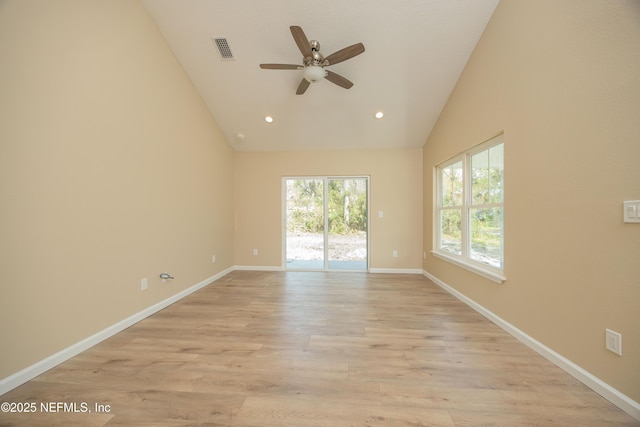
431;251;506;284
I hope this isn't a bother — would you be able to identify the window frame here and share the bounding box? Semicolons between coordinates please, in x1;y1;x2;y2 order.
433;133;506;284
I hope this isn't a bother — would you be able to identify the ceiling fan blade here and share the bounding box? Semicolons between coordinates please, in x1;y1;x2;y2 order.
290;26;313;58
325;70;353;89
324;43;365;66
260;64;301;70
296;78;310;95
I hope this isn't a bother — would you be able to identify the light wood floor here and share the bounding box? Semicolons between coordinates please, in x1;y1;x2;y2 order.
1;271;638;426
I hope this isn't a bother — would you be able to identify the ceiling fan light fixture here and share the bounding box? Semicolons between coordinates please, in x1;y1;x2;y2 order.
303;65;327;83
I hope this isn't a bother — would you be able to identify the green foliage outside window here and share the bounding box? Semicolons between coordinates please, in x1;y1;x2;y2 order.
287;179;367;234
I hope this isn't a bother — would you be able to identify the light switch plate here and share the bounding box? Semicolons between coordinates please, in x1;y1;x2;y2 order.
606;329;622;356
623;200;640;223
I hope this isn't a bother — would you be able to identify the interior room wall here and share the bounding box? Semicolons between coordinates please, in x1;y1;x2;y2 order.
0;0;234;379
234;148;423;270
422;0;640;402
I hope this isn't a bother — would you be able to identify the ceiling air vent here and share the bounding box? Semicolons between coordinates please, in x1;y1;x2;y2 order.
212;37;235;60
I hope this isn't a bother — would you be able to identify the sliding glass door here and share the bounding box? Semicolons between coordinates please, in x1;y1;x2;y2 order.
327;178;368;270
284;178;325;269
284;177;368;271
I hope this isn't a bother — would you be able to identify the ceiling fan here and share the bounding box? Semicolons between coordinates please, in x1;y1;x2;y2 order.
259;26;365;95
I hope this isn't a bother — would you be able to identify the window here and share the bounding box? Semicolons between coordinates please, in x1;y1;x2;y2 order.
434;134;505;283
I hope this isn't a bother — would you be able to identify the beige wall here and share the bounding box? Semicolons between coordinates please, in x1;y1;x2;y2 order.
235;149;423;270
423;0;640;401
0;0;234;378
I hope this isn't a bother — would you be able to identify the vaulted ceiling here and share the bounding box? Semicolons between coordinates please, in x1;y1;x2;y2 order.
142;0;499;151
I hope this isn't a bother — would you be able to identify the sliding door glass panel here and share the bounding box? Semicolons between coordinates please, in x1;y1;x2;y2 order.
327;178;368;270
285;179;324;269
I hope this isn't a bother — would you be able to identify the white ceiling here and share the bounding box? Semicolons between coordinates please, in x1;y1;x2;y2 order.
142;0;499;152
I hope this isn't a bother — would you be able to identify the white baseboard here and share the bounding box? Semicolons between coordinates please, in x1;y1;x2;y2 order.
233;265;284;271
369;268;424;274
234;266;423;275
423;270;640;422
0;266;234;396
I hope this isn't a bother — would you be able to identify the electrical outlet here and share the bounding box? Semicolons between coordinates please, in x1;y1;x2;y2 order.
212;254;216;263
141;278;148;291
253;249;258;256
605;329;622;356
392;250;398;258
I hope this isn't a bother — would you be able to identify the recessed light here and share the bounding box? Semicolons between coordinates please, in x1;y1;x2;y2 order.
264;116;274;123
375;111;384;119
